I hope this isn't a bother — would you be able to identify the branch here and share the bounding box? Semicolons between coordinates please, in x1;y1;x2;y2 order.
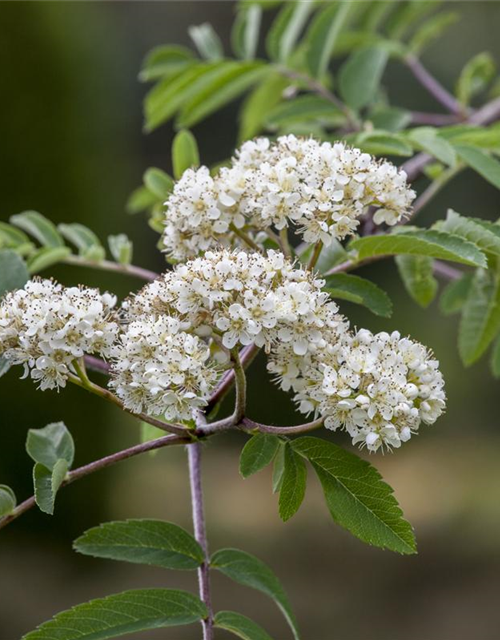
241;417;324;435
206;344;259;412
410;111;460;127
230;348;247;424
276;66;360;130
63;255;159;282
405;55;464;116
187;442;214;639
433;260;462;280
0;433;188;531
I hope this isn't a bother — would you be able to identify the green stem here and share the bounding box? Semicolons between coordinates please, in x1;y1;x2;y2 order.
63;254;159;282
230;348;247;424
308;241;323;270
230;224;263;253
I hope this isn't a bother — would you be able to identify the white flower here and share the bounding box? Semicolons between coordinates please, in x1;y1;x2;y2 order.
268;328;446;452
0;278;119;390
160;136;415;262
125;249;348;357
109;315;217;422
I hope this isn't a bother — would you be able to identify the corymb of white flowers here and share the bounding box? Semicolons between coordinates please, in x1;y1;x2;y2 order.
124;249;346;355
161;135;416;261
269;328;446;452
0;278;118;390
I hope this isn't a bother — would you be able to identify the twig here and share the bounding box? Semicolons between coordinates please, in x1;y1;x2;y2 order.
0;433;188;531
405;55;464;116
187;442;214;640
277;66;360;130
231;348;247;424
241;417;324;435
433;260;462;280
410;111;460;127
207;344;259;412
308;241;323;271
63;255;159;282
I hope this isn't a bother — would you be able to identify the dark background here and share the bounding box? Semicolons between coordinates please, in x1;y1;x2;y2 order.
1;2;500;639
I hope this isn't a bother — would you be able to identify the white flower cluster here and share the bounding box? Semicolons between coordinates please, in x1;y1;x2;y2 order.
161;135;415;260
269;328;446;452
109;315;217;421
0;278;118;390
125;249;347;356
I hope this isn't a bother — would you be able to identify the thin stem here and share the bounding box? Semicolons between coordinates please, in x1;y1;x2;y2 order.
308;241;323;271
409;111;460;127
406;165;463;223
0;433;188;531
433;260;462;280
231;348;247;424
241;416;324;435
405;55;464;116
187;442;214;640
277;66;360;130
63;254;159;282
279;228;293;259
84;355;110;376
230;224;263;253
68;374;190;437
207;344;259;413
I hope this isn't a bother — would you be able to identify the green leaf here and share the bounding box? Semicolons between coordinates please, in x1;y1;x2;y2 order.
456;52;495;106
240;434;280;478
439;209;500;256
406;128;456;166
238;73;289;141
266;95;344;129
33;458;68;515
177;62;269;129
355;130;413;157
266;1;312;63
232;5;262;60
26;246;72;274
10;211;64;248
172;130;200;179
0;249;30;296
408;11;459;56
278;444;307;522
144;62;220;132
395;255;438;308
22;589;208;640
214;611;273;640
140;45;195;82
292;437;416;554
440;124;500;151
0;221;32;249
386;1;437;40
305;2;357;78
211;548;299;640
490;334;500;378
359;2;395;33
26;421;75;470
272;441;286;494
0;355;11;378
339;46;388;111
126;186;158;215
143;167;174;200
108;234;133;266
74;519;204;570
58;223;105;261
455;144;500;190
350;230;487;268
458;268;500;366
324;273;393;317
189;23;224;60
0;485;16;517
370;106;412;132
439;272;473;316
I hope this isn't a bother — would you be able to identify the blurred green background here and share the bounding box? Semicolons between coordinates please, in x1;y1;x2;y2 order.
1;2;500;639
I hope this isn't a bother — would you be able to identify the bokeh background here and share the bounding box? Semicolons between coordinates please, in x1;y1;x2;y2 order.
1;2;500;639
